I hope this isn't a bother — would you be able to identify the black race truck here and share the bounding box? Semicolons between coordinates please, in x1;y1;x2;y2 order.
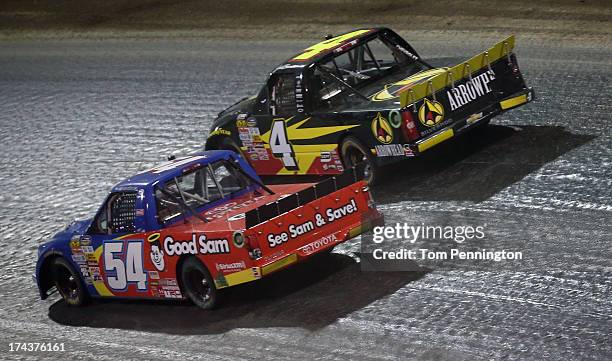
205;27;534;184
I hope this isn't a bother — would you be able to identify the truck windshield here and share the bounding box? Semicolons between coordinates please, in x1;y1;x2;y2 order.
155;160;251;224
313;35;420;108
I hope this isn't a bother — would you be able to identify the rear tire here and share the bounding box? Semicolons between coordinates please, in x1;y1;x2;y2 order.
340;136;380;185
180;257;221;310
52;257;88;307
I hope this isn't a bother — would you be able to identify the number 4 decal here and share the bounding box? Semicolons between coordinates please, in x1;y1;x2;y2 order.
104;240;147;291
270;119;299;170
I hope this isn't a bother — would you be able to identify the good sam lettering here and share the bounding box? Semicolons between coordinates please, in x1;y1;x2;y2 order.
267;198;358;248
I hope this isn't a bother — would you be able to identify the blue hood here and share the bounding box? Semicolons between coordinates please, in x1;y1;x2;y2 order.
38;218;91;256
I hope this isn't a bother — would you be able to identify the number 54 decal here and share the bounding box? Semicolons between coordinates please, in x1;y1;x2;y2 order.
104;240;147;291
270;119;299;170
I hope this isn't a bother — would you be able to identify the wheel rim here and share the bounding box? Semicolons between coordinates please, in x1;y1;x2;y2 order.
345;146;372;181
187;268;211;302
56;267;79;301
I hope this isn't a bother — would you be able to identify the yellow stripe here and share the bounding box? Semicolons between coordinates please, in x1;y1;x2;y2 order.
222;267;261;287
348;220;374;238
277;143;338;175
400;36;515;108
418;128;454;153
500;94;527;110
261;253;298;276
292;30;372;61
92;245;113;296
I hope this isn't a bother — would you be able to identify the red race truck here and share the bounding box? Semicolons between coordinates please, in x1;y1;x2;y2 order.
35;151;383;309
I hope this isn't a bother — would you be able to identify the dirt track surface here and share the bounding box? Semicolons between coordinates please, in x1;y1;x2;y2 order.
1;0;611;44
0;34;610;360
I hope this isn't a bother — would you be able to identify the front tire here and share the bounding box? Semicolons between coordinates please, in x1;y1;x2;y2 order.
180;257;221;310
340;136;380;185
52;257;88;306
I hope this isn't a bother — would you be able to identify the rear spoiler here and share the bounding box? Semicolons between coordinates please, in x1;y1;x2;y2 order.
245;165;366;229
399;35;516;108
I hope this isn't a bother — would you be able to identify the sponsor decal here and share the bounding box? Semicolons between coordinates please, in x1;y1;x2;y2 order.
239;130;251;142
371;112;394;144
418;99;445;127
447;70;496;111
388;110;402;128
375;144;405;157
147;233;165;272
403;145;415;157
86;253;97;262
89;267;101;281
295;75;305;113
228;213;246;221
209;128;231;137
71;254;86;263
233;231;245;248
237;119;266;160
320;151;332;162
275;63;307;70
215;261;246;272
395;44;420;61
164;234;230;256
290;29;371;61
237;113;248;120
137;188;145;201
160;286;182;299
301;234;338;255
80;266;90;277
160;278;178;287
81;246;94;254
267;199;358;248
80;235;92;246
155;279;182;298
334;39;358;53
148;271;160;280
70;238;81;251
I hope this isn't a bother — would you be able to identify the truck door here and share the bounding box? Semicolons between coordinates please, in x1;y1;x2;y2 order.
83;190;149;297
246;72;304;174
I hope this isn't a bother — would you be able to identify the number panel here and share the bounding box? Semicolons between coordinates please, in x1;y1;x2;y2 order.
103;240;148;292
270;119;299;170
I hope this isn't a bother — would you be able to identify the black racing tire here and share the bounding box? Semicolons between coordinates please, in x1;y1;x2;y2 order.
52;257;89;307
340;136;380;185
180;257;221;310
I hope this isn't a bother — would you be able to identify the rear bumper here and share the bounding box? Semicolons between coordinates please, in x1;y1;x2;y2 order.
374;87;535;164
213;209;384;289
